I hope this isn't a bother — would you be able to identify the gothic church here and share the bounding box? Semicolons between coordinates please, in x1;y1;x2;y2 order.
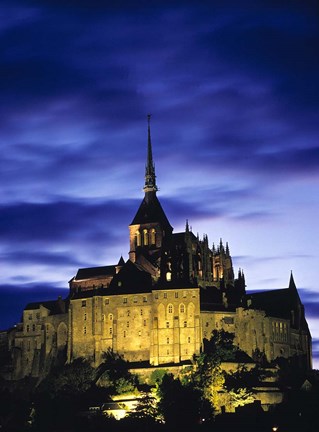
8;119;312;379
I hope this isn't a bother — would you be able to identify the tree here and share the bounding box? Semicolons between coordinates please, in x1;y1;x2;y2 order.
95;348;138;395
156;373;204;427
37;357;95;397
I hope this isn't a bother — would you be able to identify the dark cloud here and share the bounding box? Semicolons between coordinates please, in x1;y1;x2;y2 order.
0;200;134;244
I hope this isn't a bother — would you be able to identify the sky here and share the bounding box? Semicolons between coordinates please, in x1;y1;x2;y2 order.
1;0;319;366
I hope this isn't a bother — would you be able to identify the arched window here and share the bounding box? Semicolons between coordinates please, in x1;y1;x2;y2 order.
143;229;148;245
168;304;173;314
151;228;156;245
136;231;141;247
180;304;185;314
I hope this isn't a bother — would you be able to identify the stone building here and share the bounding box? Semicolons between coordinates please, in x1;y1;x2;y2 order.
7;118;312;379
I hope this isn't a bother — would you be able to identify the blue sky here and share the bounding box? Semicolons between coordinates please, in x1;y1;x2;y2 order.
1;0;319;366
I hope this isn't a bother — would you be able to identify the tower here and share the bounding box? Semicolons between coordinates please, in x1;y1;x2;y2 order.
128;116;173;276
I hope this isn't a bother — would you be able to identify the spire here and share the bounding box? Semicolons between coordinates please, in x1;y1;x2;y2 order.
289;271;297;290
144;114;158;194
226;242;230;255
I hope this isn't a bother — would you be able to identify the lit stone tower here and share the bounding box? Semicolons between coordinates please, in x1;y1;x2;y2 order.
129;115;173;278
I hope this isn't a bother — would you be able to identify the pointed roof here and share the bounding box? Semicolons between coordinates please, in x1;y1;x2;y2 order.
118;256;125;266
289;271;297;290
130;193;172;229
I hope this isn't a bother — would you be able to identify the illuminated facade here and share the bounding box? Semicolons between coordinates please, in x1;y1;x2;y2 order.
8;118;312;379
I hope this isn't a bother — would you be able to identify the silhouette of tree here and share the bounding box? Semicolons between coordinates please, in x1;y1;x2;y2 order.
156;373;204;427
95;348;138;394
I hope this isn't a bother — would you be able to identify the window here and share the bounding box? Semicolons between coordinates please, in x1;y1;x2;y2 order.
84;326;87;335
167;338;169;344
109;328;113;335
143;296;147;303
28;314;32;320
184;321;187;328
143;229;148;245
82;300;86;307
109;314;113;321
127;310;130;317
123;297;127;304
133;296;137;303
192;291;196;298
136;230;141;247
166;322;169;328
223;317;234;325
168;304;173;314
143;320;147;326
84;313;87;321
26;325;30;332
126;322;130;328
180;304;185;313
140;309;143;315
164;292;167;299
36;312;40;320
175;292;178;298
124;331;126;338
138;330;142;336
166;272;171;281
32;324;36;331
151;229;156;245
188;337;191;343
183;291;187;298
105;298;109;305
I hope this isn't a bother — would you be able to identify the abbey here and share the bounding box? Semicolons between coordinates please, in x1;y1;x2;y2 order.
8;119;312;380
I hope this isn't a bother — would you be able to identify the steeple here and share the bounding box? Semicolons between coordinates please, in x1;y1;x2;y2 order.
144;114;158;194
289;271;297;290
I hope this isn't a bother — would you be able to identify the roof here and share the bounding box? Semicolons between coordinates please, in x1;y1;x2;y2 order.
130;192;172;231
245;285;309;332
108;260;153;294
74;265;116;280
245;288;297;319
24;297;68;315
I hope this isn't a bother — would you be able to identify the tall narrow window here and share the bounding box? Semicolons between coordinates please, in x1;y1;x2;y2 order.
136;230;141;247
143;229;148;245
151;229;156;245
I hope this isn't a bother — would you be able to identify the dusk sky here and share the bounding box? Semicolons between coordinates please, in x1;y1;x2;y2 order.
1;1;319;366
